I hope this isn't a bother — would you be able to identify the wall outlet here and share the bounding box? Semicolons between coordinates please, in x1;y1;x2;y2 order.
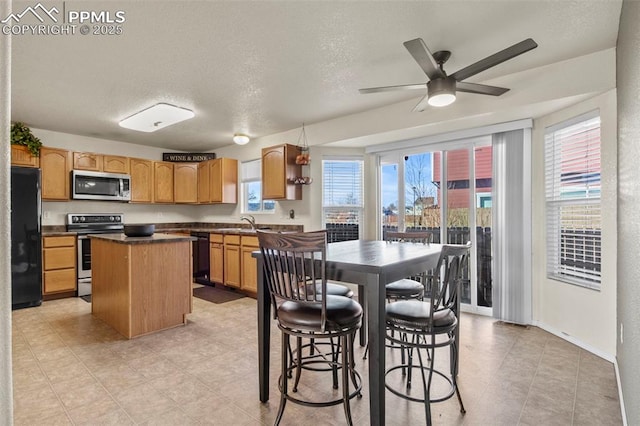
43;211;51;220
157;212;164;218
620;323;624;344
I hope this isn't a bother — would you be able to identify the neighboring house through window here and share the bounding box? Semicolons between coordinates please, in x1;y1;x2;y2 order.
544;111;602;289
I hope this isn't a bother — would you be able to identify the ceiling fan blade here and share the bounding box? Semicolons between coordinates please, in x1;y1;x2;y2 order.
412;95;431;112
359;83;427;94
456;81;510;96
450;38;538;82
403;38;445;80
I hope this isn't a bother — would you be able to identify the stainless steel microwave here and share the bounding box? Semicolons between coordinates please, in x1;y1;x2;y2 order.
71;170;131;201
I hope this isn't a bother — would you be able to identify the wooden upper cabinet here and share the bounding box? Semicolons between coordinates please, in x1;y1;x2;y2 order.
262;144;301;200
73;152;103;171
130;158;153;203
174;163;198;203
11;145;39;167
40;147;71;201
103;155;130;174
210;158;238;203
197;161;211;203
153;161;174;203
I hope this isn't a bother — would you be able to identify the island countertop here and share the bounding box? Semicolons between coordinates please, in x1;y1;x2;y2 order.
90;233;196;244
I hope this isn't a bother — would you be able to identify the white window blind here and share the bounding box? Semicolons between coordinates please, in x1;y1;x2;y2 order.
322;158;363;241
241;159;274;213
544;111;601;289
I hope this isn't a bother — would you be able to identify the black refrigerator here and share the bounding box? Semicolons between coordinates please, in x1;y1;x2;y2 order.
11;166;42;309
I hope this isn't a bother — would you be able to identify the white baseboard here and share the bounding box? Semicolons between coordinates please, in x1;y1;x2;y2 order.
614;359;628;426
531;320;615;362
532;320;627;424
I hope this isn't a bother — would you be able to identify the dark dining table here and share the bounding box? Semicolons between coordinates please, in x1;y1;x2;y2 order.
256;239;443;426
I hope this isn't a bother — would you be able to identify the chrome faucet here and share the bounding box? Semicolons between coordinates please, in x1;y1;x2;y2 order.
240;215;256;230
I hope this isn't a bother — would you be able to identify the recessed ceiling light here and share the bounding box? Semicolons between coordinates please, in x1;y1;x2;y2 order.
233;133;250;145
119;103;194;132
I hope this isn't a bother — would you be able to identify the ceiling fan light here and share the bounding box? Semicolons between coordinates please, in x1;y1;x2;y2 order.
427;77;456;107
233;133;250;145
428;93;456;107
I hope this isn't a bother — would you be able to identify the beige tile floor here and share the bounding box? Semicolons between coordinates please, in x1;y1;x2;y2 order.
11;290;623;425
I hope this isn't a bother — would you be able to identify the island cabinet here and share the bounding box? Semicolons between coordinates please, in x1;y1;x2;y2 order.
42;236;76;297
174;163;198;203
209;233;224;284
11;145;39;168
153;161;174;203
262;144;302;200
90;234;194;339
197;158;238;204
241;235;259;293
40;147;72;200
130;158;153;203
223;234;241;288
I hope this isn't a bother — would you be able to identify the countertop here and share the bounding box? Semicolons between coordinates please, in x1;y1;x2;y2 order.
90;233;196;245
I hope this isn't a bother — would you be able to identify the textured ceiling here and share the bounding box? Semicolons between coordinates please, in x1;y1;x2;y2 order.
9;0;622;151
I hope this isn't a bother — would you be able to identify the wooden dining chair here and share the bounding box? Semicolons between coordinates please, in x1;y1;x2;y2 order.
256;230;363;425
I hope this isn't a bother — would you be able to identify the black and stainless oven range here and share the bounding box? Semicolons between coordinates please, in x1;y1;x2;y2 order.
66;213;124;297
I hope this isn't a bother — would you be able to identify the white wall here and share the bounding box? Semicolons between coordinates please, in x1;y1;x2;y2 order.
1;0;13;422
616;1;640;422
531;90;617;360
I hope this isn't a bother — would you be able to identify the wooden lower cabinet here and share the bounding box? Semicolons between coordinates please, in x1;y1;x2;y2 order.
241;235;259;293
223;234;241;288
209;233;224;284
42;236;76;296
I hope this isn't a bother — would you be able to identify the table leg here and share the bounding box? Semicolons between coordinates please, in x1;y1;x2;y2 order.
358;286;367;346
366;273;385;426
257;258;270;402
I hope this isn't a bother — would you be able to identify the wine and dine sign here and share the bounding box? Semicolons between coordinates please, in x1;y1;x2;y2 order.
162;153;216;162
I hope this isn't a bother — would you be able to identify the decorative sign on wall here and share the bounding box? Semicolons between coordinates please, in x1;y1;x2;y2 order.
162;153;216;162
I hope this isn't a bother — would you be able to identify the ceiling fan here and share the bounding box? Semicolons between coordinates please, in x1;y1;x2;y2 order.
360;38;538;111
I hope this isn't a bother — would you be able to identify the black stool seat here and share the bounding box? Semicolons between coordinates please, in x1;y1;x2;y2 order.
307;281;354;298
279;295;362;332
386;300;456;330
386;279;425;299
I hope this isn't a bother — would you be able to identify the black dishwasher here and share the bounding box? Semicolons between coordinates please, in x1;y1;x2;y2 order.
191;232;211;285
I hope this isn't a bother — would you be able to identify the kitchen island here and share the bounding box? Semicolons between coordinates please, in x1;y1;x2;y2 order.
90;233;195;339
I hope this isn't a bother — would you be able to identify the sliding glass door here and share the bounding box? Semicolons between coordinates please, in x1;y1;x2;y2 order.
379;140;492;314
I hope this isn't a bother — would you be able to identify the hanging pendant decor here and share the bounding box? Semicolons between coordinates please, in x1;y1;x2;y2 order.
295;123;310;165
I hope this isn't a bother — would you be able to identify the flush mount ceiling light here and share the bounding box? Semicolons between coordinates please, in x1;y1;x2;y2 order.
233;133;250;145
119;103;194;132
427;77;456;107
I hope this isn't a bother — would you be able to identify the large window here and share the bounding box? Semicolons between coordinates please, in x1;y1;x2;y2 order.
241;159;275;213
322;158;363;242
545;111;601;289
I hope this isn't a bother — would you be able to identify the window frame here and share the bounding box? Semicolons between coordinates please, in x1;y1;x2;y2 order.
544;110;602;290
240;159;275;214
322;156;364;240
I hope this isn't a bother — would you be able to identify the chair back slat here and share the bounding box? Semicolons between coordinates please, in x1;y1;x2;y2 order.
430;242;471;325
257;230;329;330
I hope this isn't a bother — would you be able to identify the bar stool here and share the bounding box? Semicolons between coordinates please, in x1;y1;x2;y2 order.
257;230;363;425
385;242;471;426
